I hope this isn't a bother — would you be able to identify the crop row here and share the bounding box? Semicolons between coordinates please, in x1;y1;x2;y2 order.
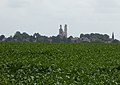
0;42;120;84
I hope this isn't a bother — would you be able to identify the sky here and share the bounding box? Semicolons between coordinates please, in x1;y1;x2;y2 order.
0;0;120;39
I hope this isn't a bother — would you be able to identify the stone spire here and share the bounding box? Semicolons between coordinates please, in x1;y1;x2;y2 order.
59;25;64;36
64;24;67;38
60;25;62;29
112;32;114;40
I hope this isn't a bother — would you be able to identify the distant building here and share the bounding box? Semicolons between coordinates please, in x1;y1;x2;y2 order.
59;25;64;37
112;32;114;40
71;37;80;43
81;37;90;42
59;24;67;38
64;24;67;38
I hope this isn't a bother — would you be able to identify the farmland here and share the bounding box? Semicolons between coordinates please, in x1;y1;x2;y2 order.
0;42;120;84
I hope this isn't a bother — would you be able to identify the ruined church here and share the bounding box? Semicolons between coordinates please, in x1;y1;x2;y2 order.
59;24;67;38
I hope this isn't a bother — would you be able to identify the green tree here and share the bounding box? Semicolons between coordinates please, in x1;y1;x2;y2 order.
13;31;22;42
0;35;5;41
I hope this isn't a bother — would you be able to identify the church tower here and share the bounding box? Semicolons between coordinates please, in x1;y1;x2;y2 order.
112;32;114;40
59;25;64;36
64;24;67;38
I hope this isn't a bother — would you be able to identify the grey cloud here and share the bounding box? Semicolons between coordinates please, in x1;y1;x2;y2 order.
8;0;30;8
96;0;118;8
94;0;120;13
0;0;120;39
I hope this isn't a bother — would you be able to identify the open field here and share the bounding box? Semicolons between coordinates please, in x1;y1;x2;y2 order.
0;42;120;84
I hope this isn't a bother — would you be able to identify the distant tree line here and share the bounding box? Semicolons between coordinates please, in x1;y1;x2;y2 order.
0;31;119;43
80;33;119;43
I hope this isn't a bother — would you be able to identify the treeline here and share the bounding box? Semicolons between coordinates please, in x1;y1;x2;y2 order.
80;33;119;43
0;31;119;43
0;31;69;42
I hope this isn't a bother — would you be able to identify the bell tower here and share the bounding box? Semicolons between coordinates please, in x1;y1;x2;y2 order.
112;32;114;40
59;25;64;36
64;24;67;38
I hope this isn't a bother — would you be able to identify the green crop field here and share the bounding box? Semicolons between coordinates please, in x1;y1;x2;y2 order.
0;42;120;85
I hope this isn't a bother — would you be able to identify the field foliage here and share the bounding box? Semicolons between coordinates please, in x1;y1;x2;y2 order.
0;42;120;84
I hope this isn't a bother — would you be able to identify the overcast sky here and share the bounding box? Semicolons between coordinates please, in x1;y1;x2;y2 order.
0;0;120;39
